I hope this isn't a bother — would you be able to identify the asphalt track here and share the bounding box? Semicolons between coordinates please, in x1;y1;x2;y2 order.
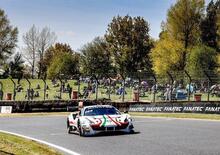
0;115;220;155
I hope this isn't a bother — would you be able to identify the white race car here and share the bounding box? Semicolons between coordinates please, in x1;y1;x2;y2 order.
67;105;134;136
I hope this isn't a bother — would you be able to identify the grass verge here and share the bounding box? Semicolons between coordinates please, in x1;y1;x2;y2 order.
0;132;62;155
130;112;220;120
1;112;220;120
0;112;69;117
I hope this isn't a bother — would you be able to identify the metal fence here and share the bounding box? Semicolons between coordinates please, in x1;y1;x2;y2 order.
0;71;220;102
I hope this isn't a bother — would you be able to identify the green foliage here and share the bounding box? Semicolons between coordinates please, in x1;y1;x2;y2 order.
151;0;206;78
43;43;76;78
187;45;217;78
0;9;18;64
0;132;61;155
167;0;204;47
47;52;80;79
215;0;220;51
9;53;24;78
105;15;152;77
166;0;204;71
80;37;113;77
150;37;184;76
200;0;218;49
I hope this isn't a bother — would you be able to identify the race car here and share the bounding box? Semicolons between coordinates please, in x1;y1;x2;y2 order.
67;105;134;136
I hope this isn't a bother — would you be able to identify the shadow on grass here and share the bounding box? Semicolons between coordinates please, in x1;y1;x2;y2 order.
0;150;15;155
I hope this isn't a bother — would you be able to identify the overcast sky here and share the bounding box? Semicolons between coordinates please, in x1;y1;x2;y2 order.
0;0;211;52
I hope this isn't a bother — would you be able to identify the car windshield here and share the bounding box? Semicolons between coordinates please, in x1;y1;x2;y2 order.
84;107;121;116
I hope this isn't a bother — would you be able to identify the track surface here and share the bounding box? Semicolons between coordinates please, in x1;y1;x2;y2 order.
0;116;220;155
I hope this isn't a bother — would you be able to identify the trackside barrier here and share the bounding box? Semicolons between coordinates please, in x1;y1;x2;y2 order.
1;99;220;114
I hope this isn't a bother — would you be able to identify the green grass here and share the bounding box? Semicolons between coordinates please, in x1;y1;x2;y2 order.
0;112;70;117
130;112;220;120
1;112;220;121
0;132;61;155
0;78;219;101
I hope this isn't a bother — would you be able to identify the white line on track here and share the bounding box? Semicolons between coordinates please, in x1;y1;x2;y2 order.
50;133;65;136
0;130;80;155
134;118;172;123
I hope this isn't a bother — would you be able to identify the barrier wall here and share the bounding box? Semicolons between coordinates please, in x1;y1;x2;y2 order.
0;99;220;114
129;102;220;114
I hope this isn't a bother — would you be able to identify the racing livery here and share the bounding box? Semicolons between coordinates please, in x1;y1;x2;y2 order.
67;105;134;136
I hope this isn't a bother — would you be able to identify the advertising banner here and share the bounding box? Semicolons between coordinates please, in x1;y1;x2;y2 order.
129;103;220;114
0;106;12;113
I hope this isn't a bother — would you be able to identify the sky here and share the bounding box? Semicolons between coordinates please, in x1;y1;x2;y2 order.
0;0;211;52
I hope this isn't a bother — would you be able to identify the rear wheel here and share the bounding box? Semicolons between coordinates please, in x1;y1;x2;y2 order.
130;130;134;134
67;119;72;134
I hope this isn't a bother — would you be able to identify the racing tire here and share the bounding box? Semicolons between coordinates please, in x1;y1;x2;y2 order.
78;120;85;137
129;130;135;134
67;119;69;128
67;119;72;134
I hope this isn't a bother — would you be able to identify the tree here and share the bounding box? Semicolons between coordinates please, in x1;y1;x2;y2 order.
200;0;218;49
47;52;80;79
216;0;220;70
9;52;25;78
187;45;217;78
23;25;56;78
42;43;73;78
166;0;204;70
215;0;220;51
23;25;39;78
80;37;113;78
45;43;79;79
105;15;152;78
0;9;18;64
151;0;205;77
150;36;184;76
37;27;56;79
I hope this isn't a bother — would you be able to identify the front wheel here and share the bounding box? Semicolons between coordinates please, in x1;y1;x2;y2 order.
78;121;85;137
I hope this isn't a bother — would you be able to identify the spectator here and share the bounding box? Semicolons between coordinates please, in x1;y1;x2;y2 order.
35;91;39;97
46;90;49;99
164;84;171;101
151;84;158;93
69;87;72;99
67;83;70;91
36;83;41;89
30;89;34;100
61;82;65;92
0;90;3;100
118;86;126;99
87;82;93;98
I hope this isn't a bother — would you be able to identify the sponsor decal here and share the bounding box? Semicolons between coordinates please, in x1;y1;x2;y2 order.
129;104;220;114
102;115;107;127
107;115;121;126
205;107;220;112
